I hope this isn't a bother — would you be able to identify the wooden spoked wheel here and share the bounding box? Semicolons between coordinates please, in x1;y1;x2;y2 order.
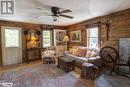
100;46;119;63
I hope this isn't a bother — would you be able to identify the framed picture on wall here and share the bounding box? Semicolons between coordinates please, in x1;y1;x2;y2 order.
70;30;81;42
53;29;66;46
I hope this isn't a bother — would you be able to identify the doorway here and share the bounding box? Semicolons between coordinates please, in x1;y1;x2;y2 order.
1;26;22;66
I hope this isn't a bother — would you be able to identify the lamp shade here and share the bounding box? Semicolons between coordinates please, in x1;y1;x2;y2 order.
63;35;69;42
31;36;36;41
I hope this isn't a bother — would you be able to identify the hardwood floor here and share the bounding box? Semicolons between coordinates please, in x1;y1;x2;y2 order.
0;61;41;73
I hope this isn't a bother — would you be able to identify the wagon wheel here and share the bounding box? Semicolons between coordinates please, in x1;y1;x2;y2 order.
100;46;119;63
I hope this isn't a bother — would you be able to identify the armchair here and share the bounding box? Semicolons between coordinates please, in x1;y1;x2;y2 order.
41;46;56;64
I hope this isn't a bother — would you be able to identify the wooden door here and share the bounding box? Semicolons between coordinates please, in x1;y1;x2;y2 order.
1;26;22;66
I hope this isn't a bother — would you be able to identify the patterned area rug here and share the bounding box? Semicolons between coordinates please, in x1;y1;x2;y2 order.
0;64;88;87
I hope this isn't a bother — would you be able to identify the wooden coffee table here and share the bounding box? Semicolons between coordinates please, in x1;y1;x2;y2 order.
57;56;75;72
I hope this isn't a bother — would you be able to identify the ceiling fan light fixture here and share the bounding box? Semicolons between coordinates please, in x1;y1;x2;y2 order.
53;15;58;21
37;6;73;22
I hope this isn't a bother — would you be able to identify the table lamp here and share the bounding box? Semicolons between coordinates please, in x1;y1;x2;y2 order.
63;35;69;42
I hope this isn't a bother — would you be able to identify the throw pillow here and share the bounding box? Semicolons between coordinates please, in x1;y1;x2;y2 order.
85;50;92;58
77;49;87;57
90;50;97;57
72;49;79;56
71;47;78;54
48;50;55;55
69;48;73;54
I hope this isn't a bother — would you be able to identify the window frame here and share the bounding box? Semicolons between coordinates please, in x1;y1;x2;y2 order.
42;30;52;47
87;27;99;48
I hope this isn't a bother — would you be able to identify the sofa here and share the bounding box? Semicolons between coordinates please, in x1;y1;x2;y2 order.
64;46;103;68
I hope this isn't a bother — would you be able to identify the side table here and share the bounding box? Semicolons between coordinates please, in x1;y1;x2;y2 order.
81;62;98;79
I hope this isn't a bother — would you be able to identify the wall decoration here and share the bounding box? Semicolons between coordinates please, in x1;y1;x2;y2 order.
53;29;66;46
56;31;66;42
70;30;81;42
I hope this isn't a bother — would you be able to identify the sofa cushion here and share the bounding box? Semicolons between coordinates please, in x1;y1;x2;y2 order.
77;48;86;57
69;46;78;54
65;53;102;68
71;47;86;57
72;49;79;56
65;54;88;63
88;56;101;61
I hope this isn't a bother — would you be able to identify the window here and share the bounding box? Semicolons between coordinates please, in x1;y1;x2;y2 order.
5;29;19;47
43;31;51;47
87;27;98;48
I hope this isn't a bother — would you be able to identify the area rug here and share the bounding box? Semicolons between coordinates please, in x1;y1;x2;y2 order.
96;72;130;87
0;64;88;87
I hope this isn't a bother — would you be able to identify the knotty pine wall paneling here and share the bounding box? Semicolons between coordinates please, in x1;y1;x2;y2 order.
67;9;130;50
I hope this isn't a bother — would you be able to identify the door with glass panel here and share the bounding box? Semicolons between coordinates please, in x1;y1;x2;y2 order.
1;26;22;66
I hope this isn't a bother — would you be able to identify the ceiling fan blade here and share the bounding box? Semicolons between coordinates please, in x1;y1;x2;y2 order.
37;7;46;10
37;7;51;14
35;15;52;18
60;14;73;19
32;0;51;10
60;9;72;13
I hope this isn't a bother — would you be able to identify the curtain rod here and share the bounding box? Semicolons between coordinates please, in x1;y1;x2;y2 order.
86;21;111;28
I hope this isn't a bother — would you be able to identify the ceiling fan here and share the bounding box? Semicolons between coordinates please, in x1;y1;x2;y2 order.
37;7;74;21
